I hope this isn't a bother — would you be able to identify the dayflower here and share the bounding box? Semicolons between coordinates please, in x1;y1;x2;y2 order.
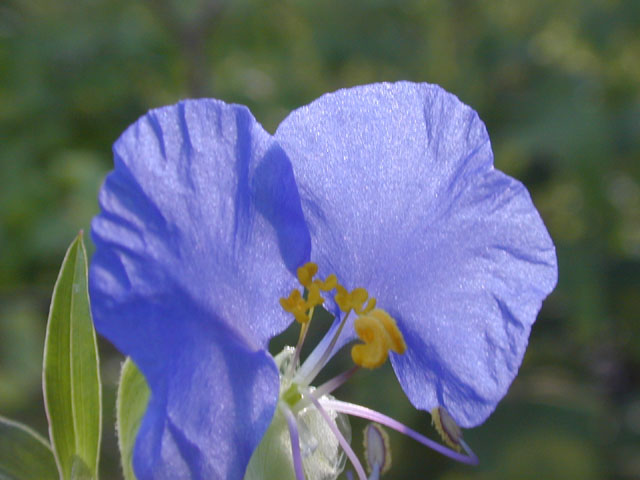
89;82;557;480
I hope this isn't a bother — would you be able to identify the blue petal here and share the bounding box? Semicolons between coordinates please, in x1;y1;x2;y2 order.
90;99;309;478
275;82;557;427
131;311;278;479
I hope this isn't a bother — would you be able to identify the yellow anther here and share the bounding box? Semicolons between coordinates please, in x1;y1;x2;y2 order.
335;285;349;311
335;285;372;313
280;289;302;311
297;262;318;287
368;309;406;354
431;407;463;451
351;309;406;369
351;316;388;369
350;288;368;310
317;273;338;291
280;289;310;324
284;263;342;324
356;297;377;315
306;283;323;309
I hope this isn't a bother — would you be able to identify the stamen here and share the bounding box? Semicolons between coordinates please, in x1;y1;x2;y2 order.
367;465;380;480
287;317;311;381
303;391;368;480
306;284;324;310
277;263;479;477
296;262;336;292
299;310;352;385
297;262;318;288
280;289;310;324
351;309;406;369
282;404;306;480
431;406;463;451
284;267;381;384
335;285;370;313
310;366;359;401
357;297;377;315
351;315;388;369
363;423;391;476
321;399;479;466
317;274;338;291
369;310;406;354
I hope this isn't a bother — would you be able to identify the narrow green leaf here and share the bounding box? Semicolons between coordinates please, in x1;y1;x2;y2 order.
70;455;92;480
116;358;150;480
0;416;58;480
43;232;102;480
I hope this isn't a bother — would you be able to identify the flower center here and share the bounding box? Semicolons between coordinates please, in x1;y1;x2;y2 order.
246;262;478;480
244;346;351;480
280;262;405;378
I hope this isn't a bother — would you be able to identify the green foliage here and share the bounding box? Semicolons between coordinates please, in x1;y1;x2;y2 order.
116;358;150;480
43;233;102;480
0;416;58;480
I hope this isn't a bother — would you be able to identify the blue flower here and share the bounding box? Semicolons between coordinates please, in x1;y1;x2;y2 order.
90;82;557;480
275;83;557;427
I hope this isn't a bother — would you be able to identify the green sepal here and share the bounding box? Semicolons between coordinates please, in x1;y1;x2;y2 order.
244;408;298;480
116;357;150;480
42;232;102;480
0;415;58;480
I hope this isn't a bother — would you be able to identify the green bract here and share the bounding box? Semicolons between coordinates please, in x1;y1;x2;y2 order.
0;234;104;479
116;358;150;480
43;232;102;480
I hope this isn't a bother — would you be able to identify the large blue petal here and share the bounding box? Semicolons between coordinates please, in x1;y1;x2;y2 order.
275;82;557;427
90;99;309;478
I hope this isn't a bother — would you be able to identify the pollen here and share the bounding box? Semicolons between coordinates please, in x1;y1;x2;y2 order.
335;285;373;313
351;309;406;369
431;406;463;451
316;273;338;291
282;262;339;323
282;265;406;368
296;262;318;288
306;283;323;309
280;289;310;324
368;309;406;354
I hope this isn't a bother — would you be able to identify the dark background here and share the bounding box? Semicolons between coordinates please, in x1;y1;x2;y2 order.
1;0;639;478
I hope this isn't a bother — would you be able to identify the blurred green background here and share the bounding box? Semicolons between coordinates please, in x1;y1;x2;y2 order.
1;0;639;478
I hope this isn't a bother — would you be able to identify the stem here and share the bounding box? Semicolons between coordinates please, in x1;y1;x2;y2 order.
321;399;479;466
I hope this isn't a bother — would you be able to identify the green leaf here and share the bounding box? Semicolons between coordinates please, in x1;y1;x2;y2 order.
70;455;92;480
43;232;102;480
0;416;58;480
116;358;150;480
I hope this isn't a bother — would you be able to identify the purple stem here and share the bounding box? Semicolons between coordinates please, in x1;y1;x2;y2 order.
282;405;306;480
321;399;479;466
312;366;359;399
